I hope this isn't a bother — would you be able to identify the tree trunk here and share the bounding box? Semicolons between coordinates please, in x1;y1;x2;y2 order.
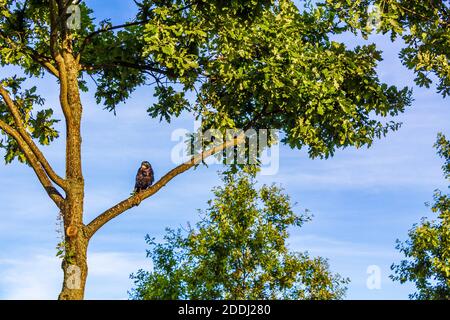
58;179;87;300
57;52;87;300
58;226;89;300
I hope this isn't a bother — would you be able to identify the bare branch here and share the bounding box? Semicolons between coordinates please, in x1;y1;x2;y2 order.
0;85;67;190
54;55;73;121
0;119;65;208
85;134;246;238
29;51;60;78
48;1;76;121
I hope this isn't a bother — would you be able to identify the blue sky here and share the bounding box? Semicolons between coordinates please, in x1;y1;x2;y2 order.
0;0;449;300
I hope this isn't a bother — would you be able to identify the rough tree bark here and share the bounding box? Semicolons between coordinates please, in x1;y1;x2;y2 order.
57;49;87;299
55;47;243;298
0;1;247;300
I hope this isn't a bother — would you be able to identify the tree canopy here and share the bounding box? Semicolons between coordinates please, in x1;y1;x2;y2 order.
0;0;413;299
391;134;450;300
1;0;412;162
130;169;349;300
326;0;450;97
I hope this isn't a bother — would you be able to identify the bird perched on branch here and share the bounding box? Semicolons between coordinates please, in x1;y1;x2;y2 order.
134;161;154;193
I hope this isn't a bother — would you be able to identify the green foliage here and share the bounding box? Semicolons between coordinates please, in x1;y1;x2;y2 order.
391;134;450;300
436;133;450;179
148;86;190;122
56;240;75;264
326;0;450;97
0;76;59;164
130;170;349;300
0;0;95;76
85;26;148;110
133;0;412;158
1;0;413;164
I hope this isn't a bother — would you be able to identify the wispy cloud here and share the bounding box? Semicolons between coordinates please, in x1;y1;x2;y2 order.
288;234;400;259
0;254;61;300
0;250;148;300
1;0;449;300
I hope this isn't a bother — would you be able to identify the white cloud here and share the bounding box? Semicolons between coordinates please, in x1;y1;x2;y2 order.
0;254;61;300
85;251;149;300
288;234;400;259
0;250;148;300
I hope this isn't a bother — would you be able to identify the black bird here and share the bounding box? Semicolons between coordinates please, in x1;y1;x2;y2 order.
134;161;154;193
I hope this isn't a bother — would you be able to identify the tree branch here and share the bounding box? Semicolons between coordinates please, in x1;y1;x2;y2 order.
29;51;60;78
54;55;73;121
0;85;67;190
397;3;450;27
48;1;74;122
85;134;246;239
49;0;60;58
76;2;196;60
0;30;60;78
80;60;170;76
76;18;157;62
0;119;65;208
